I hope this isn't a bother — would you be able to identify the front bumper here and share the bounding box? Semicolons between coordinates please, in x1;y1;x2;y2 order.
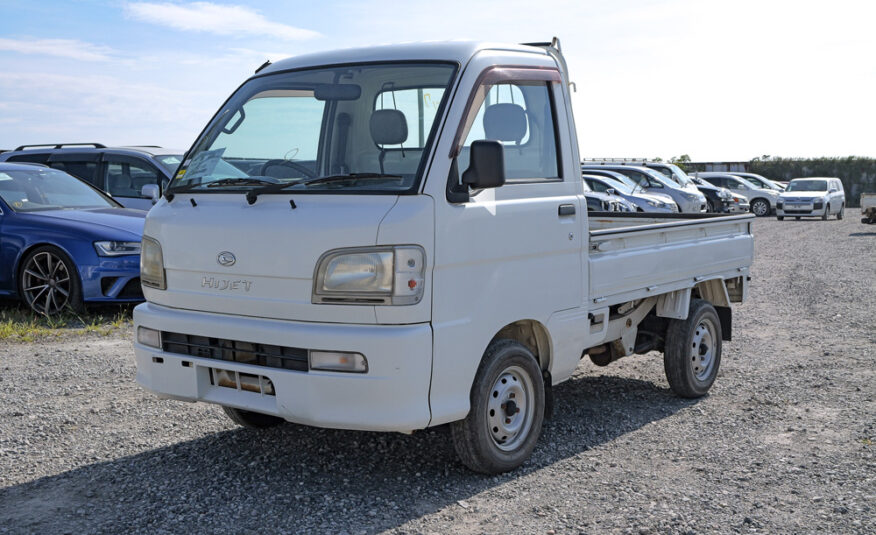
678;197;707;213
777;201;828;217
81;255;143;302
133;302;433;432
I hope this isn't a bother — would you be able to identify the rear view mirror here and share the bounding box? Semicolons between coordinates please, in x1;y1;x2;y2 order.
314;84;362;101
462;140;506;190
141;184;160;204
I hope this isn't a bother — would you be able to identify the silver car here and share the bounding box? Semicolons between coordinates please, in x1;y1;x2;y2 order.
696;172;781;217
582;173;678;213
582;164;706;213
729;172;785;192
777;177;846;220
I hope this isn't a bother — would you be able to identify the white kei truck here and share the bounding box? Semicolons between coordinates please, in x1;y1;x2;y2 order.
133;39;754;474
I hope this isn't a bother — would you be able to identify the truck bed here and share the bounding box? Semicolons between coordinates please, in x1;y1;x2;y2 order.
587;212;754;307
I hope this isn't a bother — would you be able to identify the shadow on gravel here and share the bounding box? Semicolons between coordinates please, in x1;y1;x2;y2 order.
848;231;876;236
0;374;697;534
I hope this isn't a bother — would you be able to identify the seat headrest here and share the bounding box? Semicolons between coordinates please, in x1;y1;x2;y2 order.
484;103;527;143
370;109;408;146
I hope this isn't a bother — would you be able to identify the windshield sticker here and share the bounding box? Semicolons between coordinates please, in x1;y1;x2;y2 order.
184;148;225;179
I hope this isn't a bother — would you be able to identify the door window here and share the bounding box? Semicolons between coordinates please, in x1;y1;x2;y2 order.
586;178;609;193
458;82;560;181
49;161;99;186
104;160;161;198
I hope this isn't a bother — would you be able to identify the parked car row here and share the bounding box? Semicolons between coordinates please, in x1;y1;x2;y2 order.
0;143;184;210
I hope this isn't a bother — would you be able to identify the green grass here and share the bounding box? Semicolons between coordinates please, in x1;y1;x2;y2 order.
0;304;133;342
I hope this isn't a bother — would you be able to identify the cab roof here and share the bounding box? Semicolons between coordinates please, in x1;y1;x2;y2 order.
256;41;551;77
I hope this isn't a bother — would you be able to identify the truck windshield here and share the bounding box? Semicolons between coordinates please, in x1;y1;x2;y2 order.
171;62;456;194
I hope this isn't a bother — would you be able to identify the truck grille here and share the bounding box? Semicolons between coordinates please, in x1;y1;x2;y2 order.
161;332;308;372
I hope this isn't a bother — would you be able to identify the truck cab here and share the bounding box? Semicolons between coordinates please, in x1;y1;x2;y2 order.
133;40;753;474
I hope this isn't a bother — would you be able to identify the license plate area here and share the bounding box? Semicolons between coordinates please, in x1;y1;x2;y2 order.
209;367;276;396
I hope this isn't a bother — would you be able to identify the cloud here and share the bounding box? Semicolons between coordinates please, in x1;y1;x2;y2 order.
0;38;115;62
125;2;320;40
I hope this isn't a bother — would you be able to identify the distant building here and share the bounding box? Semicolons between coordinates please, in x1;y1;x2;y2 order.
687;161;749;172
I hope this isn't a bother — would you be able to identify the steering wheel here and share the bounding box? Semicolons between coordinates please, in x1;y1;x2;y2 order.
259;159;318;179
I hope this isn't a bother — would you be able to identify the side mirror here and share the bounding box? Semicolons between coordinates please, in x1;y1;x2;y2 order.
462;140;506;190
141;184;160;204
606;188;617;196
829;188;838;193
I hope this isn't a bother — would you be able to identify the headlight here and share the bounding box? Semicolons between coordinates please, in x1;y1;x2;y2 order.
718;190;732;199
313;246;425;305
140;236;166;290
683;191;699;200
646;200;660;207
94;241;141;256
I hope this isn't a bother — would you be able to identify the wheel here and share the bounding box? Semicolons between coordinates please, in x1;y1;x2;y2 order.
706;199;716;213
777;216;784;221
663;299;722;398
822;205;829;220
750;198;770;217
18;246;83;316
222;406;285;428
837;204;844;220
451;339;545;474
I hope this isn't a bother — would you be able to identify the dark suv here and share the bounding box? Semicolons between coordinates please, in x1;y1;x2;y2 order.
0;144;184;210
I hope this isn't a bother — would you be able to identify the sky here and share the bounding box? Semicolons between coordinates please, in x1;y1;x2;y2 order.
1;0;874;161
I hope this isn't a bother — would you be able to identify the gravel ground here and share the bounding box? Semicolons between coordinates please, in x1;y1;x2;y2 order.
1;217;874;534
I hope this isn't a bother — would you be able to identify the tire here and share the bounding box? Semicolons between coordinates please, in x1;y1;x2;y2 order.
222;406;285;428
750;198;770;217
18;245;83;316
822;206;829;220
663;299;722;398
777;216;784;221
706;199;716;213
451;339;545;474
837;204;844;220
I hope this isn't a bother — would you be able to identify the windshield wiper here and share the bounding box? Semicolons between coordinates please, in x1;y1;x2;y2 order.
205;177;279;187
244;173;402;205
164;177;279;201
299;172;402;186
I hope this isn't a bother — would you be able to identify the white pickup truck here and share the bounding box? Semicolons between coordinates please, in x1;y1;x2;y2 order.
133;39;754;474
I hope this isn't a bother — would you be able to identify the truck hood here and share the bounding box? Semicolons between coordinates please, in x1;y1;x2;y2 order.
142;193;399;323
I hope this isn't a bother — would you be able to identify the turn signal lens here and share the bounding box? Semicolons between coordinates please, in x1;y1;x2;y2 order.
309;350;368;373
137;326;161;349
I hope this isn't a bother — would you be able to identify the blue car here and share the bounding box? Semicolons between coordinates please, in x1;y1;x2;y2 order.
0;162;145;315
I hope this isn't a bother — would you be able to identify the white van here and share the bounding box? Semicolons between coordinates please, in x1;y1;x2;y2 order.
777;177;846;220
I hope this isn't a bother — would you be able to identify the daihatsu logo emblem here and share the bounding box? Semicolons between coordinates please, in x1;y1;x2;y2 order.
217;251;236;266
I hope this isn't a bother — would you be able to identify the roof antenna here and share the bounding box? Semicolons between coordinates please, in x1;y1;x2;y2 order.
254;59;271;74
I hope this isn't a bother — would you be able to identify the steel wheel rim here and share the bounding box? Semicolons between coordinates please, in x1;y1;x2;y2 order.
486;365;535;451
22;252;71;315
752;200;768;216
690;318;717;381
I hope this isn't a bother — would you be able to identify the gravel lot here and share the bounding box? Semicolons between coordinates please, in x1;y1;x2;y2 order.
1;217;874;534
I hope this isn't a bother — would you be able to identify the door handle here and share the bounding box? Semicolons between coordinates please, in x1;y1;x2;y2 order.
558;204;576;216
